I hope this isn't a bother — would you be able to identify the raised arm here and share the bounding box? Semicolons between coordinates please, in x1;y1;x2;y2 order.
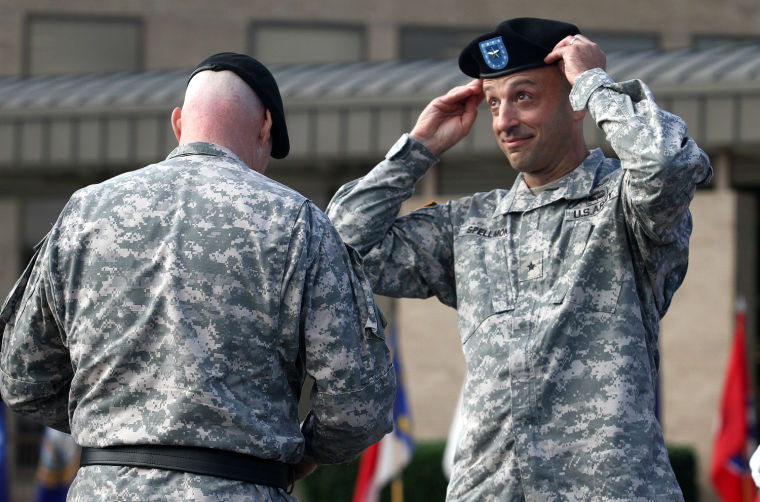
326;81;482;306
410;79;483;156
549;34;712;314
548;34;711;242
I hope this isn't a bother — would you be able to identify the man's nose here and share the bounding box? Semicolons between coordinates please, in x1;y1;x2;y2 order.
493;102;518;133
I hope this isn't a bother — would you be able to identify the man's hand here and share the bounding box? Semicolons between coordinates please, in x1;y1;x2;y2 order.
544;34;606;86
294;459;317;480
410;79;484;157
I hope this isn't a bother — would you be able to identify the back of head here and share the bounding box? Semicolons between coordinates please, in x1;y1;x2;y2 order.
180;70;270;169
188;52;289;160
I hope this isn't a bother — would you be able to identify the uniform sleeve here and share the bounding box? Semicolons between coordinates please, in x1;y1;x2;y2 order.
572;68;713;314
326;134;458;308
284;202;395;464
0;234;72;432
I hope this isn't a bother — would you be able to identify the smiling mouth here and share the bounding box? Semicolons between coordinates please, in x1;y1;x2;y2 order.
504;136;532;148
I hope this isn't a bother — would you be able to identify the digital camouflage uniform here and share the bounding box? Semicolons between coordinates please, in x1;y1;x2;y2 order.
326;68;712;501
0;142;395;501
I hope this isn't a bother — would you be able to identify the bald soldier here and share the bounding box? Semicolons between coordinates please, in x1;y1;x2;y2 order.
327;18;712;501
0;53;394;501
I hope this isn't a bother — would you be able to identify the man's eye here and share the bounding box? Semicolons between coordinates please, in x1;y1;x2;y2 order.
517;92;530;101
488;98;499;107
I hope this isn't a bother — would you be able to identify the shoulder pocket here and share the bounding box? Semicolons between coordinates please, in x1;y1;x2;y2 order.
344;243;385;341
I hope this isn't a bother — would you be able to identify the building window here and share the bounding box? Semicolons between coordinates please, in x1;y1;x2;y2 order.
248;23;365;65
24;14;142;76
582;32;659;53
400;26;487;60
694;35;760;50
401;27;659;59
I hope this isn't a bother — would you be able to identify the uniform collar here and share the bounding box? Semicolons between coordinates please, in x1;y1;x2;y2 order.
493;148;606;216
166;141;246;166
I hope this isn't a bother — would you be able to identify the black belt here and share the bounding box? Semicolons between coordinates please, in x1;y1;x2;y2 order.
80;445;294;492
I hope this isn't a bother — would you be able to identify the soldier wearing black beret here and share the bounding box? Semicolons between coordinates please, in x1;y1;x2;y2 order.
188;52;290;159
0;51;397;501
327;17;712;502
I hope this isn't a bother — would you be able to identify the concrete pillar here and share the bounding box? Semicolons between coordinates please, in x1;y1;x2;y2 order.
0;198;21;295
0;197;21;496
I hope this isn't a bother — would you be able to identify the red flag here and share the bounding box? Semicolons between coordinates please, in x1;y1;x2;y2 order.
352;442;380;502
711;305;755;501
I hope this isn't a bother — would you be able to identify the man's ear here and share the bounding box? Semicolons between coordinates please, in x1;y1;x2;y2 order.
171;107;182;143
259;109;273;148
573;108;587;122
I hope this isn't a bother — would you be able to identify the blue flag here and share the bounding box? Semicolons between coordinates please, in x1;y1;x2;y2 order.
0;403;10;502
389;329;413;455
34;427;80;502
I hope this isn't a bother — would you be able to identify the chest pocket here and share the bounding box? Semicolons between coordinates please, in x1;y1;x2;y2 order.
454;235;514;344
550;219;624;313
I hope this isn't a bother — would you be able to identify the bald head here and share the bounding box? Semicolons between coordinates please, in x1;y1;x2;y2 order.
171;70;273;173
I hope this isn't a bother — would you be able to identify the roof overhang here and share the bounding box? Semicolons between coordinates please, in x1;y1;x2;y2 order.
1;45;759;172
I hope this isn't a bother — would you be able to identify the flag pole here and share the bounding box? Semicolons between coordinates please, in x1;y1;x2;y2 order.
391;476;403;502
389;297;406;502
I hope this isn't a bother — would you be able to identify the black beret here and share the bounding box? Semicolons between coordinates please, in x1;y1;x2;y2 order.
459;18;580;79
189;52;289;159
